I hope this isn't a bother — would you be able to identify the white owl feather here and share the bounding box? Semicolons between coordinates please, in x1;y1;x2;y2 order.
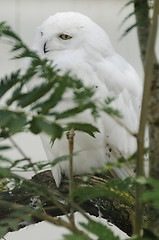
31;12;142;186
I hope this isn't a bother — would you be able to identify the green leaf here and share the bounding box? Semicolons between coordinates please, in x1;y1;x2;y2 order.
18;82;53;108
105;97;115;105
0;109;13;127
0;21;7;32
0;206;33;236
2;28;21;42
119;0;134;13
72;178;134;206
0;110;27;134
67;122;99;138
80;220;120;240
0;145;11;151
1;218;18;231
8;113;27;134
120;4;150;29
0;226;8;238
73;87;95;102
139;178;159;209
0;70;21;98
0;155;12;164
63;233;90;240
35;152;79;170
119;11;135;29
7;85;23;106
103;107;122;118
10;158;28;169
0;167;12;178
30;117;63;139
32;82;66;114
55;103;95;120
121;22;139;38
9;206;33;224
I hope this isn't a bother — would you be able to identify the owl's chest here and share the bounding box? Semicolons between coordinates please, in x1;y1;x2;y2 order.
46;52;109;102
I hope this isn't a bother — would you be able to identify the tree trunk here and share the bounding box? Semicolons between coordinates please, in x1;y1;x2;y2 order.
134;0;159;237
147;61;159;238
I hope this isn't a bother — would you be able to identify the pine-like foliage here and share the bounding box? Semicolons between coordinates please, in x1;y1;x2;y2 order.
0;22;122;141
120;0;151;38
0;21;133;240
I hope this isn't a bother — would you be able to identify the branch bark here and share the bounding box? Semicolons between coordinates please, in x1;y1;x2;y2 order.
134;0;159;237
0;170;134;236
67;128;75;225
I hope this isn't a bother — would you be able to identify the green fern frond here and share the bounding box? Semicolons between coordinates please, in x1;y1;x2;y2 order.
121;22;138;38
119;0;134;13
0;70;21;98
1;28;21;42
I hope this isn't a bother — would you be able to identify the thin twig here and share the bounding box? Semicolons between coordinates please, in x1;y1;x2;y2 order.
9;136;38;175
103;107;137;137
8;170;70;220
67;128;75;226
0;199;90;238
134;0;159;237
112;116;137;137
9;136;28;159
68;128;75;197
6;169;91;223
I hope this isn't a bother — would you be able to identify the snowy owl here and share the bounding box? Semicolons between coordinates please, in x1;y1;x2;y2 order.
32;12;142;187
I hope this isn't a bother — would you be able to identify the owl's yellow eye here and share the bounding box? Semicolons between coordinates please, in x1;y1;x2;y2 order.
59;34;72;40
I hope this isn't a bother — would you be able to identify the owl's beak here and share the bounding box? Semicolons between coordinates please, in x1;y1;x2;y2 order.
43;41;49;54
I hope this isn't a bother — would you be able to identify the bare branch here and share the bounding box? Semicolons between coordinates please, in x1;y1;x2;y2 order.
67;128;75;226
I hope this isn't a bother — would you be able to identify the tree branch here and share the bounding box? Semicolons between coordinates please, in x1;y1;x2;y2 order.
67;128;75;225
0;170;134;236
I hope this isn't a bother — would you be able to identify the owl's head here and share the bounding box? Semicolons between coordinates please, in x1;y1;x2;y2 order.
33;12;114;59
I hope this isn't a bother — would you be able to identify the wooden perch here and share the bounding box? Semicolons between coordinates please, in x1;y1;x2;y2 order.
0;170;134;236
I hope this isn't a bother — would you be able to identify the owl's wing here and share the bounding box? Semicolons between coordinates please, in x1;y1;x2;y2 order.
92;53;142;178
